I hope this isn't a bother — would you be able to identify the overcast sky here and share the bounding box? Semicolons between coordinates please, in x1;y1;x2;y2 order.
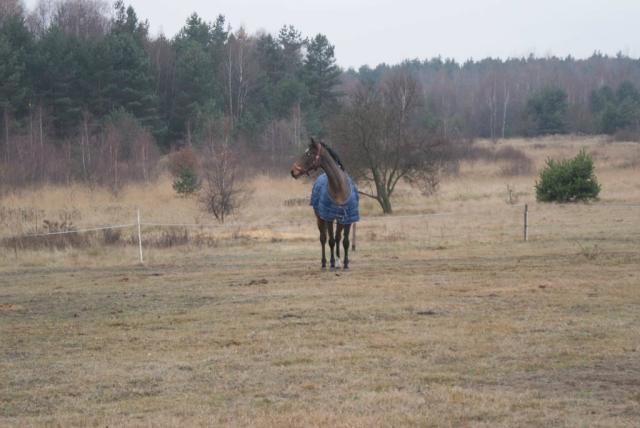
23;0;640;69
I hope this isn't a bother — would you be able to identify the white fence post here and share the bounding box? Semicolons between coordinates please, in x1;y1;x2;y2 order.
137;208;144;264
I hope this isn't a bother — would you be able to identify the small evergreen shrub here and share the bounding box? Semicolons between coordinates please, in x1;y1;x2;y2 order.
172;167;201;197
535;150;601;202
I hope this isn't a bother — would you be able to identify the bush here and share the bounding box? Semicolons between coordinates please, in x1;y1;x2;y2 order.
535;150;601;202
172;167;201;197
496;146;534;176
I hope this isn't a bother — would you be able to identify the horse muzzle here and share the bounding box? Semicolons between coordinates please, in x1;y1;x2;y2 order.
291;163;305;179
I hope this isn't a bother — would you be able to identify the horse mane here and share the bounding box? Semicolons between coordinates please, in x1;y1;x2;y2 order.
319;142;345;171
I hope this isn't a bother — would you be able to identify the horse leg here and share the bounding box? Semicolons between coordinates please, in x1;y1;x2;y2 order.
335;223;343;265
328;221;336;269
317;217;327;269
342;224;352;269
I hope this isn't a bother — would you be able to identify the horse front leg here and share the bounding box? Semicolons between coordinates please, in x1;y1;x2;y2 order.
328;221;336;269
317;217;327;269
342;224;352;269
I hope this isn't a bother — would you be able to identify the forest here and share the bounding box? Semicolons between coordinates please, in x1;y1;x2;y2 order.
1;0;640;191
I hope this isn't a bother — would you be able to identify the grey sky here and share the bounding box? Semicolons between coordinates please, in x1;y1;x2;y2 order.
24;0;640;69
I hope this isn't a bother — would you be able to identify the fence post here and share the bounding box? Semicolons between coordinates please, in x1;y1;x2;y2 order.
523;204;528;242
137;208;144;264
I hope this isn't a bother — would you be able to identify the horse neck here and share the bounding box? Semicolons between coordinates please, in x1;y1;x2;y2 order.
320;150;351;204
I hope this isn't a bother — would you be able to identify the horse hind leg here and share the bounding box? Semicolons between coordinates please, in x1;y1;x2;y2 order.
342;224;352;269
328;221;336;269
335;223;343;268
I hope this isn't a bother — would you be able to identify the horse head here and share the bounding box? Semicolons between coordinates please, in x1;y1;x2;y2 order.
291;138;322;179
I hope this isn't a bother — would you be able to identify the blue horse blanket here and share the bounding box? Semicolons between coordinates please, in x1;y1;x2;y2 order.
310;173;360;224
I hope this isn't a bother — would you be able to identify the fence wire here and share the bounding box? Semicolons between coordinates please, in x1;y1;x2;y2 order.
1;203;638;254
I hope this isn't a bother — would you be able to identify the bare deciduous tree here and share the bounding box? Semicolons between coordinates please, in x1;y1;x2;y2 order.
223;27;259;127
99;111;158;193
27;0;110;39
53;0;109;39
26;0;53;37
0;0;23;20
333;69;450;214
199;143;250;223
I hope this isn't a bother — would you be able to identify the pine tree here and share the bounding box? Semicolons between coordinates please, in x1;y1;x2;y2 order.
302;34;341;135
0;14;31;157
590;81;640;134
303;34;341;109
169;13;227;143
278;25;305;76
526;87;568;135
172;167;201;197
32;28;93;136
536;150;601;202
96;2;163;139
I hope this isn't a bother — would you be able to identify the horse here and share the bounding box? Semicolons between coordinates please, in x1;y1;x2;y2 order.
291;138;359;269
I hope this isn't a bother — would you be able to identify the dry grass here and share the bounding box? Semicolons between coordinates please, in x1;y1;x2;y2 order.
1;136;640;427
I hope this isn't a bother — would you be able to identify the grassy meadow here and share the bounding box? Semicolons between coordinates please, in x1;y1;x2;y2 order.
1;136;639;427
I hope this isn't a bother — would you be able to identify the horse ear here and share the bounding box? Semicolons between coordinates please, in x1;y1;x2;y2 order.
309;137;320;152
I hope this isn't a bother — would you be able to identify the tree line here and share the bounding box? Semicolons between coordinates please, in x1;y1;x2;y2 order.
0;0;341;189
1;0;640;193
350;54;640;140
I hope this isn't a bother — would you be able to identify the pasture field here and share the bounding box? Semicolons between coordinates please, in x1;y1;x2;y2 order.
1;136;640;427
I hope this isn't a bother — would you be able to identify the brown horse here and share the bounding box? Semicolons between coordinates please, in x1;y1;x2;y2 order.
291;139;359;269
